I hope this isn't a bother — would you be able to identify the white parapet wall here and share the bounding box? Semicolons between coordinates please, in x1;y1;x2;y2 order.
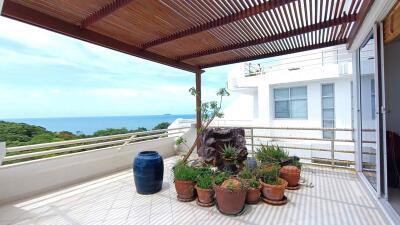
0;137;176;204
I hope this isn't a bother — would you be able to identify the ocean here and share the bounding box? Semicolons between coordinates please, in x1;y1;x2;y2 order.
3;114;195;135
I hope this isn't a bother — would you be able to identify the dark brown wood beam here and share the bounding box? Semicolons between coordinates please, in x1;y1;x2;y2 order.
178;14;357;61
80;0;135;28
195;71;202;149
1;0;202;74
141;0;298;49
347;0;375;49
200;39;348;69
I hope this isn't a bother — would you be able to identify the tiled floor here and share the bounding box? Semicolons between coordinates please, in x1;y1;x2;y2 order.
0;156;389;225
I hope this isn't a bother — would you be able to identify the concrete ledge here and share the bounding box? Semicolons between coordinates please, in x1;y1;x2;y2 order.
0;137;176;205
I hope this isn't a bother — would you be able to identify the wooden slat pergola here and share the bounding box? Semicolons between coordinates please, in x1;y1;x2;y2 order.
0;0;374;130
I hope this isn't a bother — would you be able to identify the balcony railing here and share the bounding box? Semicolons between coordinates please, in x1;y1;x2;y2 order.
1;127;189;165
211;125;376;171
1;124;377;171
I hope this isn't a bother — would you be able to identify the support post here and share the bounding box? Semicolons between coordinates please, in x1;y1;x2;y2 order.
0;142;6;166
195;72;202;150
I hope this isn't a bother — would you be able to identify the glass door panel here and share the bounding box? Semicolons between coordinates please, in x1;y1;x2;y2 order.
359;33;378;190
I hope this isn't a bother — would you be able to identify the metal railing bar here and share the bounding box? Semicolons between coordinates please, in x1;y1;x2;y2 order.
6;127;189;153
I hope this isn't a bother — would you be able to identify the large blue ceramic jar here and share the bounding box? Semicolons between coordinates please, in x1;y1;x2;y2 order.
133;151;164;194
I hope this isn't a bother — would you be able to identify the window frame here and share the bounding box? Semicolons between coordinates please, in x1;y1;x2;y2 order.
273;86;308;119
321;83;335;139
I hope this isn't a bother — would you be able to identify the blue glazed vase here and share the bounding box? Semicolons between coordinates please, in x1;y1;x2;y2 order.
133;151;164;194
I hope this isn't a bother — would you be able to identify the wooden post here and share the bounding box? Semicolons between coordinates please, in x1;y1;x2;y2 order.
195;71;202;149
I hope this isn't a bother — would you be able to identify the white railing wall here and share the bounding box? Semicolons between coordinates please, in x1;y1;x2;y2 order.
0;127;188;204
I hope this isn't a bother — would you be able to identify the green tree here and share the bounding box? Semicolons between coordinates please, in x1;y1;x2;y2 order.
153;122;171;130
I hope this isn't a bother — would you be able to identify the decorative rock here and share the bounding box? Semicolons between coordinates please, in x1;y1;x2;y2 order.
197;128;248;169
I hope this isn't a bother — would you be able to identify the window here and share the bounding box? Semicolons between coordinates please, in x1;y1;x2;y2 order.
322;84;335;139
274;86;307;119
371;79;375;120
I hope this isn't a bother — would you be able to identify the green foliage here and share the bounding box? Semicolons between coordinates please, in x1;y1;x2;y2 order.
239;167;253;179
248;178;260;189
153;122;171;130
92;127;147;137
222;144;238;160
173;160;198;181
196;166;213;177
256;164;281;185
197;174;213;189
175;137;187;146
255;144;289;164
214;171;229;185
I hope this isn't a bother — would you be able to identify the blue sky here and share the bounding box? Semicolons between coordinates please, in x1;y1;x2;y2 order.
0;16;237;119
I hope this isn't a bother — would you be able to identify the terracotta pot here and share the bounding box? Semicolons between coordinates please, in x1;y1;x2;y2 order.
195;185;214;204
246;186;261;204
260;178;287;201
174;180;195;200
214;185;246;215
280;166;301;187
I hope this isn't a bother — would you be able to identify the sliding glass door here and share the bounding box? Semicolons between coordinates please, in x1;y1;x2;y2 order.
358;24;385;195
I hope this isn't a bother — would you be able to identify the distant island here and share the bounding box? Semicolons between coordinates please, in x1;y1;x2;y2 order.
0;121;171;147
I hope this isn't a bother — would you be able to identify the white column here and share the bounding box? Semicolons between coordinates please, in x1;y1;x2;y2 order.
0;0;4;13
0;142;5;166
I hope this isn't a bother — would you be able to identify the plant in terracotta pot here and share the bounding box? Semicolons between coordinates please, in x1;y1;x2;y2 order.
194;166;214;206
255;144;290;166
244;178;261;204
280;157;302;188
257;164;288;201
173;160;198;202
214;178;247;215
221;144;238;175
195;173;214;206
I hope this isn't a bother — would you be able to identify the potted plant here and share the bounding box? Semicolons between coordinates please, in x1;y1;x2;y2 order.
195;167;214;206
255;144;290;166
214;171;229;186
221;144;238;174
173;160;198;202
214;178;246;215
280;157;302;188
244;178;261;204
257;164;287;201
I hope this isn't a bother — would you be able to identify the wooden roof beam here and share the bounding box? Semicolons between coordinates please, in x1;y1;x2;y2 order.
177;14;357;61
1;0;202;73
80;0;135;28
347;0;375;49
200;39;348;69
141;0;298;49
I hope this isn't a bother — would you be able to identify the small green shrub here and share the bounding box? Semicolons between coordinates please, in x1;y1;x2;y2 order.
257;164;281;185
255;144;289;164
173;160;197;181
197;174;213;189
248;179;260;189
239;167;253;179
290;157;302;169
221;144;238;160
196;166;214;177
214;171;229;185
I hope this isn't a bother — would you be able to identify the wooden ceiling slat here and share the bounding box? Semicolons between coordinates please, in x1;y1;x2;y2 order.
347;0;374;48
1;0;201;73
80;0;134;28
3;0;371;70
176;14;356;60
141;0;297;49
200;39;347;68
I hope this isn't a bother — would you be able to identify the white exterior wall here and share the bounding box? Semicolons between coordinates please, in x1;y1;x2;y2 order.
0;138;176;204
224;45;354;140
